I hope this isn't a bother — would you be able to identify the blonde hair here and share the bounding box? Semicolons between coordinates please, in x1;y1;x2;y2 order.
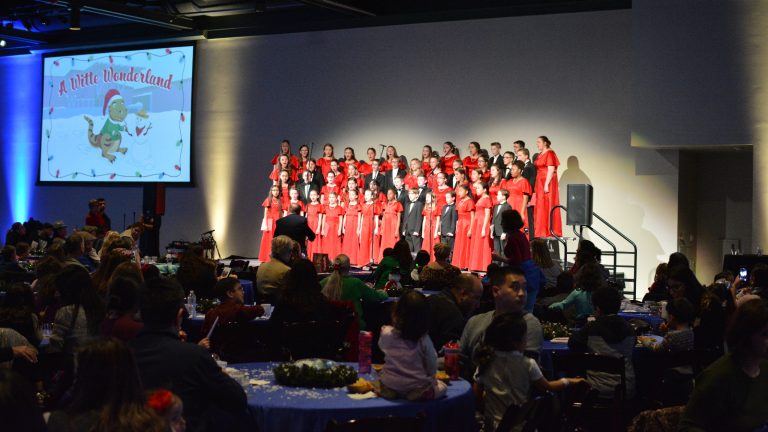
99;231;121;260
322;254;350;301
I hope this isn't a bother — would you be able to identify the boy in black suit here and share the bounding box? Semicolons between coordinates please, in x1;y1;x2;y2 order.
364;159;386;191
438;191;458;258
297;170;320;205
402;188;425;254
492;189;512;257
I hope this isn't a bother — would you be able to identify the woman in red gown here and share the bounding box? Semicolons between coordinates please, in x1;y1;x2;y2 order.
321;192;345;261
341;190;362;265
505;161;532;231
341;147;360;174
533;136;562;238
320;172;341;204
468;182;493;272
305;189;323;260
462;141;481;172
328;159;346;188
421;145;434;172
378;188;403;261
381;146;406;172
476;156;491;183
276;170;293;208
421;191;439;261
258;186;283;262
270;140;299;171
358;189;380;266
441;141;459;176
316;143;336;177
452;184;475;269
488;165;505;206
358;147;380;176
297;144;311;171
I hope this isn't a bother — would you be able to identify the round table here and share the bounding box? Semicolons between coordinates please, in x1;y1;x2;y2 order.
231;362;475;432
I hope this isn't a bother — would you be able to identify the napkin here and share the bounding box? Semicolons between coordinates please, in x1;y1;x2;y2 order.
347;391;377;400
249;379;270;386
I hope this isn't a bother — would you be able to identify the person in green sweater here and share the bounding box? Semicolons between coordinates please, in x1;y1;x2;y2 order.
548;261;602;324
679;298;768;432
320;254;388;330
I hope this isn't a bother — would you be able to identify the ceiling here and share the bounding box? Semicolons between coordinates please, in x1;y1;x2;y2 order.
0;0;630;56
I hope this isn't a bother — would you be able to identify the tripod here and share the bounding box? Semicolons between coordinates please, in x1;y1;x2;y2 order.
201;230;221;260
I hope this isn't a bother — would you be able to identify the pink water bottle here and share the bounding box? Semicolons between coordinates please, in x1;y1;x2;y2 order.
443;341;460;380
358;331;372;374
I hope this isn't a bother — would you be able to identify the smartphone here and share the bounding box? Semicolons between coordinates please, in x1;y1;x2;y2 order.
739;267;748;282
220;267;232;278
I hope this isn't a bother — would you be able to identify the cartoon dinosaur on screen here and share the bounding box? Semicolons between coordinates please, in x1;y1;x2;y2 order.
83;89;131;162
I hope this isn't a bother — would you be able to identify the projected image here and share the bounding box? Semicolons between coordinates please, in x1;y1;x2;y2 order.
39;45;193;183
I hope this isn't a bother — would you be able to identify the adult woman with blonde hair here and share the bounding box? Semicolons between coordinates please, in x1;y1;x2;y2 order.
531;238;562;291
320;254;387;330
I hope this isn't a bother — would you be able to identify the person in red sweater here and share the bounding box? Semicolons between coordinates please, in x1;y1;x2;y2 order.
200;278;264;338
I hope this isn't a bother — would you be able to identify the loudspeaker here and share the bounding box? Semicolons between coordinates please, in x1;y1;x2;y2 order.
566;184;593;226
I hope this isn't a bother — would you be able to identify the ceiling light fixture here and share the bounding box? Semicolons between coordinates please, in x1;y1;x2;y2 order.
0;40;6;48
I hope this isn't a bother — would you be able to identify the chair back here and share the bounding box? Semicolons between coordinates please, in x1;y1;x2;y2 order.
281;318;349;360
325;412;426;432
214;321;281;362
495;392;554;432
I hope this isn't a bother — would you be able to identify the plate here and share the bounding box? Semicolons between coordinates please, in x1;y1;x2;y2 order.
550;337;569;344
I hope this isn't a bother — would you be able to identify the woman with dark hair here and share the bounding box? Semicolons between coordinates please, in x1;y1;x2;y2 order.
176;244;217;300
91;249;133;297
297;144;311;171
392;239;414;280
643;263;669;302
533;136;562;238
49;265;105;355
420;243;461;292
0;283;41;347
341;147;359;171
33;256;64;324
492;209;542;312
531;238;562;291
667;266;703;313
680;299;768;431
452;184;475;269
468;181;493;272
316;143;336;177
548;262;602;323
99;276;143;342
48;338;166;432
463;141;481;172
441;141;460;176
270;259;340;324
667;252;691;271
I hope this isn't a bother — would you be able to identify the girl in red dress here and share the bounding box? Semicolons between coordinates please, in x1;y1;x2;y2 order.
341;147;360;172
321;192;345;261
462;141;481;172
452;168;470;195
426;156;441;189
341;177;361;206
258;186;283;262
305;190;323;261
328;159;346;188
476;156;491;183
283;187;306;216
421;145;434;172
270;140;300;171
421;191;439;261
269;155;297;183
469;168;483;188
404;159;422;189
441;141;460;176
346;164;364;190
378;188;403;261
433;172;451;214
452;184;475;269
533;136;562;238
276;170;293;208
297;144;311;171
321;171;341;204
381;146;406;172
358;147;379;176
367;181;387;206
505;161;532;230
488;165;505;206
341;189;362;265
358;189;380;266
316;143;336;177
468;182;493;272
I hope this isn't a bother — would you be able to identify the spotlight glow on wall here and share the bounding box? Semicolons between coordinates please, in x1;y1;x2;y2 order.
1;54;40;226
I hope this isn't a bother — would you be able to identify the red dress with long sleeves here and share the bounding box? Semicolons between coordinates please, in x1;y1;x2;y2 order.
534;150;562;238
258;197;282;262
378;200;403;260
305;202;323;260
358;202;380;265
505;177;532;230
341;203;361;265
468;195;493;271
452;197;475;269
321;204;344;261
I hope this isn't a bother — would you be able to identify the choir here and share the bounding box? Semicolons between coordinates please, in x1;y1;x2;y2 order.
258;138;563;268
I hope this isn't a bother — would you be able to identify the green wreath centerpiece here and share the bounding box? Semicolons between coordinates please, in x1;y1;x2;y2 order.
273;359;358;388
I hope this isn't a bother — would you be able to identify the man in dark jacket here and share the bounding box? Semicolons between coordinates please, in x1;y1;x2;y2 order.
274;204;316;253
428;273;483;351
130;278;248;432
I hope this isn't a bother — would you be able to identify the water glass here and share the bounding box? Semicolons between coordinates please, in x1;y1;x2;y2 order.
260;303;273;318
42;323;52;338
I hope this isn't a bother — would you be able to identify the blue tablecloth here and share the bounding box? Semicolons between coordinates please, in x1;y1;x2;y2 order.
618;311;664;331
231;362;475;432
539;335;662;377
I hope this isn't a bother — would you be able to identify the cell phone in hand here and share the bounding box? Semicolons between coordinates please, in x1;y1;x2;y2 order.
739;267;748;282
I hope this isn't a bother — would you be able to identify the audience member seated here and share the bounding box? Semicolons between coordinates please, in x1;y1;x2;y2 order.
0;245;25;274
256;235;293;303
373;248;398;289
270;259;345;324
733;264;768;307
320;254;387;331
49;265;104;355
548;261;602;325
428;273;483;351
76;231;100;272
642;263;669;302
667;265;704;316
643;298;695;353
531;238;562;292
377;290;447;401
4;222;28;247
0;283;41;347
175;245;217;300
99;276;144;342
62;234;88;268
410;250;431;282
15;242;31;262
570;239;610;281
473;313;585;431
0;369;46;432
568;286;636;398
459;266;543;380
130;277;248;432
679;298;768;431
420;243;461;292
91;249;133;297
32;257;63;324
200;277;264;338
48;338;166;432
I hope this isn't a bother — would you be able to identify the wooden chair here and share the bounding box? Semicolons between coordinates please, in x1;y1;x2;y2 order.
325;412;426;432
552;351;627;432
495;392;555;432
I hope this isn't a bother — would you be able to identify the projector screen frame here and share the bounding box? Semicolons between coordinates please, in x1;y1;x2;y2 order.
37;41;197;187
